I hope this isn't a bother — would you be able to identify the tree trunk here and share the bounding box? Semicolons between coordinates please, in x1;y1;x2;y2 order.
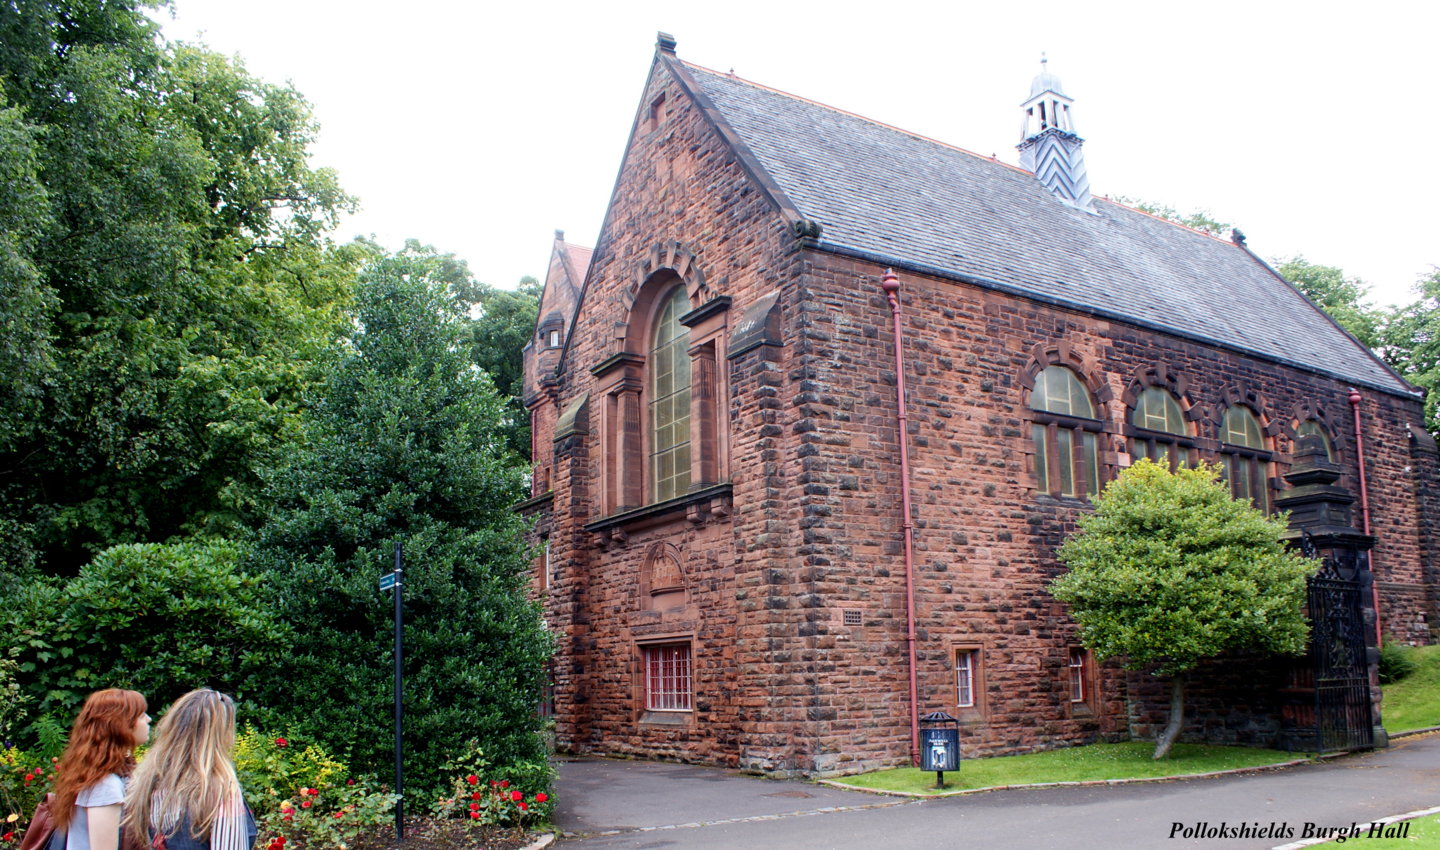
1153;673;1186;760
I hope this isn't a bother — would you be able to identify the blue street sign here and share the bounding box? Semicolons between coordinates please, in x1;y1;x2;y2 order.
379;572;399;591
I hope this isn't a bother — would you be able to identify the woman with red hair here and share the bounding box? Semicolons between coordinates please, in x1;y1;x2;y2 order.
50;689;151;850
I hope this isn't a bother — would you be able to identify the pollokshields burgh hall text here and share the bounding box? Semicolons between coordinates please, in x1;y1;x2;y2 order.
1169;821;1412;842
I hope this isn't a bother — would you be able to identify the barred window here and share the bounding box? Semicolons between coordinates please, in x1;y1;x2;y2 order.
1031;366;1101;498
650;287;692;502
643;643;692;712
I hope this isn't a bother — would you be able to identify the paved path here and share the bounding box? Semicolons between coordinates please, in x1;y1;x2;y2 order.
552;732;1440;849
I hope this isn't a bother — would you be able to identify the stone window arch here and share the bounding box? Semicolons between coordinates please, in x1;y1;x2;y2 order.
1028;364;1103;499
589;242;730;520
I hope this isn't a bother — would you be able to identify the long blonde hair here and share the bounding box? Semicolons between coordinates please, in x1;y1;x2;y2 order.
123;689;240;846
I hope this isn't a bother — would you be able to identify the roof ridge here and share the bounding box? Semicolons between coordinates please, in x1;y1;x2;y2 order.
1096;198;1238;245
681;59;1033;178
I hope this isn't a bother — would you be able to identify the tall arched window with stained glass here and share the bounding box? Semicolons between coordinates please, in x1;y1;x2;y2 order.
1030;365;1102;499
650;286;693;502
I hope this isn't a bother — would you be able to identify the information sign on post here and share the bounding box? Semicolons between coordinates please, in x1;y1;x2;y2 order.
382;542;404;840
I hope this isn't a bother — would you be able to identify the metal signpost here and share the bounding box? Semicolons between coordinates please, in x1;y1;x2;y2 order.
381;542;404;840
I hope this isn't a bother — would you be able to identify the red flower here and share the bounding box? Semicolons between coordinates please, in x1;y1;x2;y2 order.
276;839;284;846
3;832;15;842
469;812;480;820
509;791;521;802
307;788;319;796
468;803;479;812
300;801;312;809
499;781;509;789
470;792;480;801
281;816;292;823
535;793;548;803
465;775;478;785
332;813;343;819
517;802;528;811
274;738;288;748
280;807;293;815
346;779;355;786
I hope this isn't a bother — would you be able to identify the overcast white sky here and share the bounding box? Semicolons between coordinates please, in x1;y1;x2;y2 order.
158;1;1437;308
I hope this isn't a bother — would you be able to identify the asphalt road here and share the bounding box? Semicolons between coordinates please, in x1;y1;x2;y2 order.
552;731;1440;849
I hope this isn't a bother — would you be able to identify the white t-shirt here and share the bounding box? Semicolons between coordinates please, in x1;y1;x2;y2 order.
66;773;125;850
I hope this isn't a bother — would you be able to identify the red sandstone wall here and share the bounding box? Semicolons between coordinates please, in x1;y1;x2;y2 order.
527;57;1438;777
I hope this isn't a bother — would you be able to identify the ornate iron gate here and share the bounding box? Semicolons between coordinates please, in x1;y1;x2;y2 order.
1302;542;1374;753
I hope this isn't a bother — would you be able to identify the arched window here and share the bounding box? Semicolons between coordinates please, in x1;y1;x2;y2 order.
1296;419;1335;461
1030;365;1101;499
1221;406;1270;510
650;286;692;502
1130;387;1193;468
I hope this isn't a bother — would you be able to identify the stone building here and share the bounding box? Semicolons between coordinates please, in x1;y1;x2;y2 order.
518;35;1439;775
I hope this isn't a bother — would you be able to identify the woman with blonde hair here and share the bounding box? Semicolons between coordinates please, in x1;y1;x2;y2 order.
51;688;151;850
122;690;255;850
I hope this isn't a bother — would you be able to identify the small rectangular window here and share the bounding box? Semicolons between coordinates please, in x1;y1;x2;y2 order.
956;649;977;708
1069;648;1087;703
643;643;692;711
547;330;560;348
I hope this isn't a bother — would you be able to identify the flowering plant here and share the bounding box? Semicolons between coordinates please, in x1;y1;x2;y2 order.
237;732;396;850
428;741;552;829
0;746;53;839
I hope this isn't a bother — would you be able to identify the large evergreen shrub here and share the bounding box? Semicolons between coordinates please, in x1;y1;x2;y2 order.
249;242;552;799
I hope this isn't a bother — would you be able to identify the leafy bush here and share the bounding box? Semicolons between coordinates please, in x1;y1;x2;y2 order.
0;649;25;743
1379;640;1419;684
3;538;289;731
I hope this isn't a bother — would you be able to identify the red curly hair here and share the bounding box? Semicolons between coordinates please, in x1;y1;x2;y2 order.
50;689;147;829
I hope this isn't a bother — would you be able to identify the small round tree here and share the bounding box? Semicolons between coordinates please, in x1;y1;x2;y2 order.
1049;459;1319;759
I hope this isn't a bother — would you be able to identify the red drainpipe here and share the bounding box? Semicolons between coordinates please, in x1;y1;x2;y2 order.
1348;388;1383;647
880;269;921;766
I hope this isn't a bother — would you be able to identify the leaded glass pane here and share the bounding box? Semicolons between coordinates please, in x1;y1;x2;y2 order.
1222;406;1264;448
651;286;692;502
1134;387;1185;435
1033;424;1050;494
1057;428;1075;497
1082;431;1098;497
1031;366;1095;418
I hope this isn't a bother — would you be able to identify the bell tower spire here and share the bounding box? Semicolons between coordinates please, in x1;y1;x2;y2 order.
1017;55;1094;211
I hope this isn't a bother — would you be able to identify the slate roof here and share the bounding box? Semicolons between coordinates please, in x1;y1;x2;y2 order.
678;62;1413;396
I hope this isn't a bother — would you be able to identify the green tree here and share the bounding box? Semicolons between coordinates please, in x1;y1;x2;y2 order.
0;0;358;571
1049;459;1318;759
462;276;541;458
1380;268;1440;438
1274;257;1383;350
250;242;551;797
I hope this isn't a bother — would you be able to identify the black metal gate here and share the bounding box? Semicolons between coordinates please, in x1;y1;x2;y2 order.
1299;544;1374;753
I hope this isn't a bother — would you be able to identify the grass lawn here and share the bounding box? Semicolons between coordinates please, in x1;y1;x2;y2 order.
1382;644;1440;735
1308;814;1440;847
829;741;1298;795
